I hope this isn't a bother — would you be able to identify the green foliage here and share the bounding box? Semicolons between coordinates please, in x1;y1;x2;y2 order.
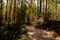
1;0;60;40
18;35;26;40
0;20;26;40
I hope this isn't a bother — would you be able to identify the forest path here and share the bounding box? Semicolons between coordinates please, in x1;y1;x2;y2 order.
26;25;60;40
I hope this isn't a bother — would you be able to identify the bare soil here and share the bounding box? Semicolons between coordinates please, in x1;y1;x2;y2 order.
26;26;60;40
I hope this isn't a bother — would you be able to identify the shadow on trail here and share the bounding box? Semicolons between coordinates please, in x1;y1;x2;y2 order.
26;21;60;40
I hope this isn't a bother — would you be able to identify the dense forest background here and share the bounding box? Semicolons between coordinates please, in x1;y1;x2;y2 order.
0;0;60;40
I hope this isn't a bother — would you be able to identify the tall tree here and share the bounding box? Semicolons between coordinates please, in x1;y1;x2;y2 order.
0;0;3;26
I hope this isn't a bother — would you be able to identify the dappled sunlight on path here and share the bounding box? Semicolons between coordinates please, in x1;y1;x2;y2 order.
26;26;60;40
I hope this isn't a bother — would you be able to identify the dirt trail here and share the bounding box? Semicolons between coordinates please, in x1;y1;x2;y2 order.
26;26;60;40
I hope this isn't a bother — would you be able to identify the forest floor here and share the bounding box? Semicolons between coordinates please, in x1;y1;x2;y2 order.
26;25;60;40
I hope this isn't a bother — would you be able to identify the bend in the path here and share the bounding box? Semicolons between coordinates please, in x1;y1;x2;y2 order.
26;26;60;40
